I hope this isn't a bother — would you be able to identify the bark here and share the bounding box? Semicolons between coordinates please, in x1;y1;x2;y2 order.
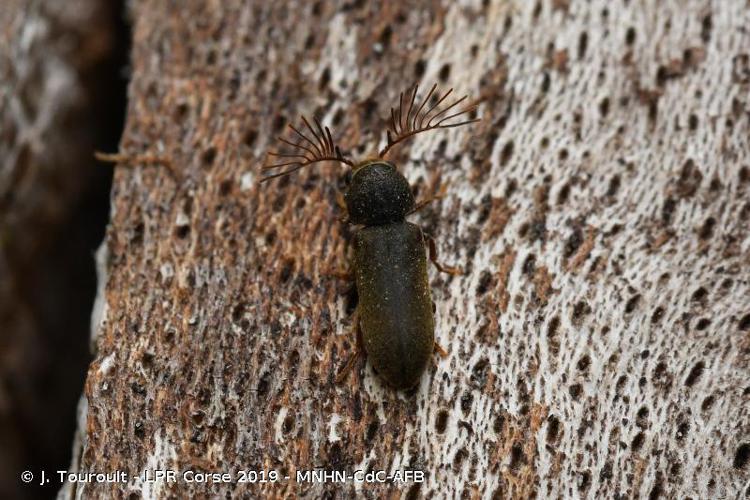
67;0;750;498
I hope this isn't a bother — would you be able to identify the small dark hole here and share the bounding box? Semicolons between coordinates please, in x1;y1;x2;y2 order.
509;444;526;470
231;303;245;322
576;355;591;372
599;97;610;117
256;372;270;397
625;294;640;314
201;147;217;167
304;33;315;50
625;27;636;45
522;254;536;275
475;270;494;296
578;31;589;59
499;141;514;166
676;421;690;440
546;415;560;443
548;316;560;337
695;318;710;330
632;432;645;451
692;287;707;303
378;25;392;48
569;383;583;400
243;129;257;147
319;67;331;90
435;410;449;434
661;198;676;225
405;484;422;500
438;63;451;82
365;419;379;444
174;103;189;121
219;179;232;196
636;406;649;428
541;72;551;93
414;59;426;78
280;261;293;283
698;217;715;239
688;114;699;131
564;227;583;258
452;448;468;471
572;301;591;321
460;391;473;415
282;415;295;433
606;175;620;196
557;183;570;205
701;14;712;43
494;414;505;434
648;481;663;500
272;114;285;133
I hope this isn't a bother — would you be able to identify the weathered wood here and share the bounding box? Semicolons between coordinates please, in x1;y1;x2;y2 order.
67;0;750;498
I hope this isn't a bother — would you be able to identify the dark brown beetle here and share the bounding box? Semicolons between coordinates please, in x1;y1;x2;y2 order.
262;84;479;389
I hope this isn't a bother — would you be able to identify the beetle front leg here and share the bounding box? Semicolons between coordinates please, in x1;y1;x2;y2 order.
425;233;462;275
335;190;350;223
408;181;450;215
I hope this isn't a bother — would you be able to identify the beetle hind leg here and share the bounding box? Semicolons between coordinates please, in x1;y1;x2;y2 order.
425;233;462;275
434;342;448;358
335;309;365;384
322;266;354;281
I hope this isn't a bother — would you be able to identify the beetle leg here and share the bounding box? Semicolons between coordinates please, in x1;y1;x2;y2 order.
408;181;449;215
322;267;354;281
323;249;355;281
95;151;176;177
434;342;448;358
425;233;462;275
335;190;350;223
335;309;365;383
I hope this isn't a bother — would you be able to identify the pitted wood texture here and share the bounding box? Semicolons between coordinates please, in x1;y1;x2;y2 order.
70;0;750;498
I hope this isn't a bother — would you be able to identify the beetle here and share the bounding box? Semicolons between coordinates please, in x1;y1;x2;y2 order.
262;84;479;389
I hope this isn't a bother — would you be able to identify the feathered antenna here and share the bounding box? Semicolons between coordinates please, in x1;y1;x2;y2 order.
379;83;480;158
261;116;354;182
